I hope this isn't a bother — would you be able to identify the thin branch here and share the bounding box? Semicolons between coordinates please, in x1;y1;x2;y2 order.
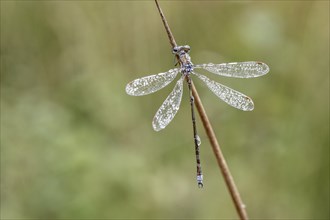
155;0;177;48
154;1;249;220
191;81;248;220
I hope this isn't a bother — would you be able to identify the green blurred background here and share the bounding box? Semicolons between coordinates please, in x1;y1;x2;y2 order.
1;1;329;219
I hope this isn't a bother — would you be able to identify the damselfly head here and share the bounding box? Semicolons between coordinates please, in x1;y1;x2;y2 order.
172;45;191;54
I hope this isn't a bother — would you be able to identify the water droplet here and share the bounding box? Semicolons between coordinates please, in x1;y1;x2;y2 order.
195;135;201;146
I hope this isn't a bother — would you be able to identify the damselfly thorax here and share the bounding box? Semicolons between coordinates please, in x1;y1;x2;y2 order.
173;45;194;75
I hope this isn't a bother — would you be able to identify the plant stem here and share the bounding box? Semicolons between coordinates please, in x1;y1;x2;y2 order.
154;1;249;220
191;81;248;220
155;0;177;48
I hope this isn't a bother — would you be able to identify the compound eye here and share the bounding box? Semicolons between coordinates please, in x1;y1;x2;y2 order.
172;47;179;53
183;45;190;52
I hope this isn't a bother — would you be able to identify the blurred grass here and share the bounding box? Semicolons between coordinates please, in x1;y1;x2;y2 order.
1;1;329;219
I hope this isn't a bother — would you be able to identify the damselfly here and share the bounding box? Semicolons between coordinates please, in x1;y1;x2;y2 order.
126;45;270;188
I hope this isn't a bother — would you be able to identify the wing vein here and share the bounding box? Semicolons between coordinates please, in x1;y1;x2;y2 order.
194;72;254;111
194;61;269;78
126;68;180;96
152;76;184;131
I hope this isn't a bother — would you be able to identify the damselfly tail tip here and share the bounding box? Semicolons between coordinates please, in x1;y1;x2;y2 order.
197;175;203;188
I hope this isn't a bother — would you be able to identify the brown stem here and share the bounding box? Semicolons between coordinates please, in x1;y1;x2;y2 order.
154;0;249;219
155;0;177;48
191;81;249;220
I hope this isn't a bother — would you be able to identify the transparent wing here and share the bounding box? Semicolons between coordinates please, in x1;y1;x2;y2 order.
125;68;180;96
193;72;254;111
152;76;184;131
194;61;269;78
